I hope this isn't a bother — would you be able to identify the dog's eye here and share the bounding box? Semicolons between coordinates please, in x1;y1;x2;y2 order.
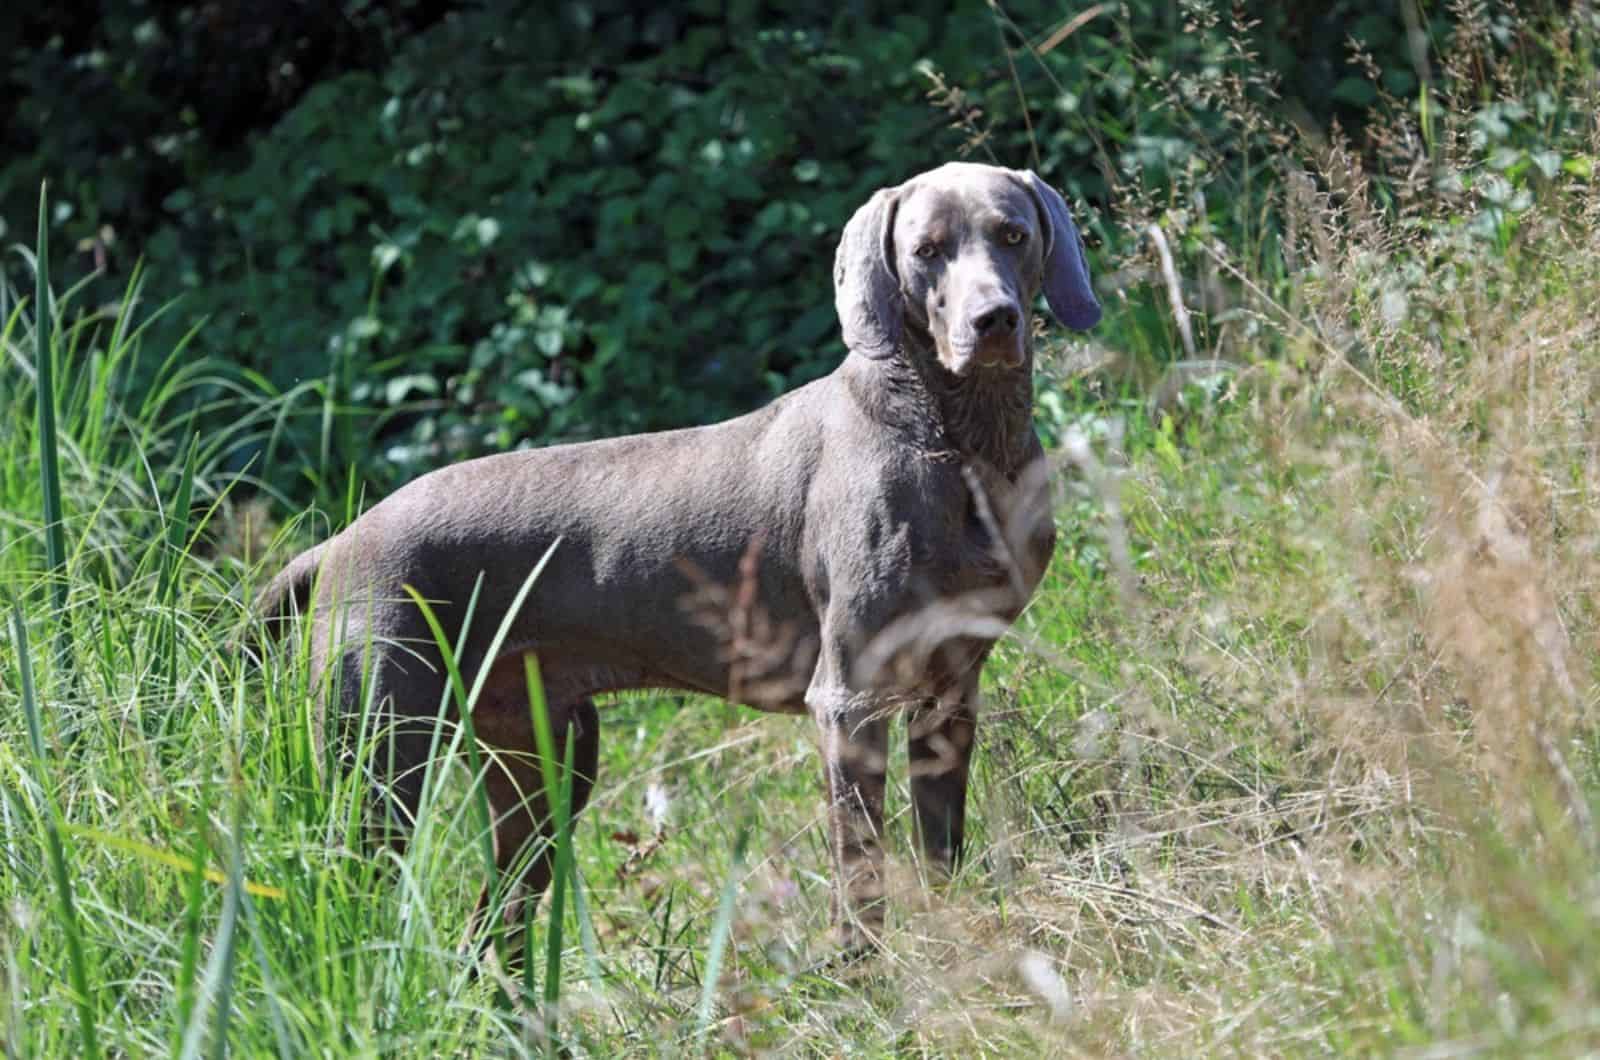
914;242;940;260
1003;226;1026;246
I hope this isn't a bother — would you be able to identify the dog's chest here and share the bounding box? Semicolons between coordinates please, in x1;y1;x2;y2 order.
928;461;1055;602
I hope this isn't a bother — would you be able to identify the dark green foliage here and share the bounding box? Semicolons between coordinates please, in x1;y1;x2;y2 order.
133;1;1023;494
0;0;1525;502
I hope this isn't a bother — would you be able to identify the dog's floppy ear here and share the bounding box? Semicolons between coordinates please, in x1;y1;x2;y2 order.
834;185;903;359
1022;171;1101;331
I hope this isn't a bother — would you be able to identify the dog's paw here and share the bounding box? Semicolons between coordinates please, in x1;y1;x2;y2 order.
808;921;883;976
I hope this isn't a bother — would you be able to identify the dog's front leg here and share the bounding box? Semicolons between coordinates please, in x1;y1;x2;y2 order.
908;667;981;879
808;671;890;954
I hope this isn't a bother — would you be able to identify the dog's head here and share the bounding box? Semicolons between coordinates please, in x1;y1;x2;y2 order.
834;162;1100;375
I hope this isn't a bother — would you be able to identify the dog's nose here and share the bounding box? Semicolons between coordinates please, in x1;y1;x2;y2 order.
971;302;1020;337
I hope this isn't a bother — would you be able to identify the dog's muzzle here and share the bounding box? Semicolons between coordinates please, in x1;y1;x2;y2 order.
959;298;1026;370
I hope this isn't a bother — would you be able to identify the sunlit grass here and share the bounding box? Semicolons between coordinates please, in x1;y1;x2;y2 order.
4;6;1599;1055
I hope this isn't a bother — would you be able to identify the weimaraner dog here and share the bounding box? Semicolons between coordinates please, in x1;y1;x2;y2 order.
258;161;1100;956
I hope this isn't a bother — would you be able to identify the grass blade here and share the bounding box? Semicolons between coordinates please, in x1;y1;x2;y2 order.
569;861;603;990
539;729;576;1054
522;652;562;833
159;432;198;689
240;889;295;1059
32;183;73;680
157;432;198;608
177;786;245;1060
694;827;750;1044
171;824;209;1052
521;651;582;1052
64;824;283;899
653;885;676;992
521;652;554;1001
8;593;99;1059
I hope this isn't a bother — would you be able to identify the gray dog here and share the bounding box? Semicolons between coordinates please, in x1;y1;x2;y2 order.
258;161;1100;955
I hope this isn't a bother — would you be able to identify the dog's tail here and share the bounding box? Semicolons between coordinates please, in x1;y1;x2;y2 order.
241;542;326;661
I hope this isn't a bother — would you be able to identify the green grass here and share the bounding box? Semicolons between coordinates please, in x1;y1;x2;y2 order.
5;18;1600;1055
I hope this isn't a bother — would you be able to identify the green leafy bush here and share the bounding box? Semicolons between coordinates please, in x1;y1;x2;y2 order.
132;2;1040;494
5;0;1567;501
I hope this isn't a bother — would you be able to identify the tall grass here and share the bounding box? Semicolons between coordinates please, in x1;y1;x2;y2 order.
29;184;71;682
7;596;99;1057
2;3;1598;1055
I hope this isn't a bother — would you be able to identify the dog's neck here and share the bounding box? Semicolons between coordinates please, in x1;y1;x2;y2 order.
844;336;1037;475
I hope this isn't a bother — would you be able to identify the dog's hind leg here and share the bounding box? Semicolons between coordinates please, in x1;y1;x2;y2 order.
338;647;452;857
370;715;443;854
467;688;600;966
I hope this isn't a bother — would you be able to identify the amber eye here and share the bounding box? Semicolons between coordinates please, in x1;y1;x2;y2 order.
914;242;940;259
1003;226;1026;246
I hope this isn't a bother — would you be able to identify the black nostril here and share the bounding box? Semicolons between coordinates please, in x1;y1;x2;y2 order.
973;304;1020;336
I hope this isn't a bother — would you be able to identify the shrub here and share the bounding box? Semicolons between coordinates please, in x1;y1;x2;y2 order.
1;1;1508;501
